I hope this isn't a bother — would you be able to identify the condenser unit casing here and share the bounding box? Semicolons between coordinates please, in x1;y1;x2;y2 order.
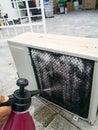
8;32;98;125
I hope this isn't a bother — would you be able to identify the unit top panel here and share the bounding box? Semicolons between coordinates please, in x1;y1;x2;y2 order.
8;32;98;61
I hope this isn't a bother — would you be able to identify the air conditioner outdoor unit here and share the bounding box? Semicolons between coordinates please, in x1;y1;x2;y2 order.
8;32;98;125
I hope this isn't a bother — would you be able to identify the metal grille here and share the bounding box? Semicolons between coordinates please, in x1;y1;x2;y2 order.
30;48;94;118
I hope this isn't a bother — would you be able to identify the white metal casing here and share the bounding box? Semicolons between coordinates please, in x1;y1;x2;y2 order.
8;32;98;125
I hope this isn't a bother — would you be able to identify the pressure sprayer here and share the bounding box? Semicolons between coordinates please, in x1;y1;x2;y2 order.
0;78;47;130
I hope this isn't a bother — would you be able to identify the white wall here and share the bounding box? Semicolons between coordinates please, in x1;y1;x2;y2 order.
0;0;19;19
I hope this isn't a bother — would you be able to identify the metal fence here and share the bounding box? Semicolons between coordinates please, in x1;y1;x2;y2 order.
0;0;46;41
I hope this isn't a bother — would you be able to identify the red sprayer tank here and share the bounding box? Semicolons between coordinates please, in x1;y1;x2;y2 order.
0;78;46;130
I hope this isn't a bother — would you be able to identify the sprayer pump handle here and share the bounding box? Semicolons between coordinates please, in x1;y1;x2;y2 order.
16;78;28;95
17;78;28;87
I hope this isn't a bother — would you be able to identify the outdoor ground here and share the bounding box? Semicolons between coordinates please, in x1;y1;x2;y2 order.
0;10;98;130
46;10;98;38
